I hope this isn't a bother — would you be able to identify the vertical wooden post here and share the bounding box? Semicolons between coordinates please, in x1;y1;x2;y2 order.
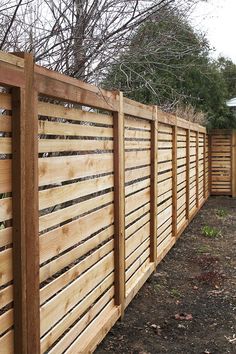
196;131;199;209
186;129;190;220
203;133;207;200
113;91;125;316
232;130;236;197
12;53;40;354
172;124;177;237
150;106;158;265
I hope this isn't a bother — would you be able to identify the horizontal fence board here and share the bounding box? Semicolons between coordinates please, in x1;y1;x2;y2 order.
39;154;113;186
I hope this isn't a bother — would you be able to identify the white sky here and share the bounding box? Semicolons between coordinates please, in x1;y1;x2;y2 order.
190;0;236;62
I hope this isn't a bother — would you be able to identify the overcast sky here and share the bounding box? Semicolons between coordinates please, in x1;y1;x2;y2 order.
190;0;236;62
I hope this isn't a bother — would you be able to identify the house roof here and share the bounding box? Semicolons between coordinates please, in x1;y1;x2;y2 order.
226;98;236;107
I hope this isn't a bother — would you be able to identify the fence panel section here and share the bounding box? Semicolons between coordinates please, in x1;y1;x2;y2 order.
157;123;173;254
210;130;232;195
124;116;151;300
0;91;14;353
38;99;118;353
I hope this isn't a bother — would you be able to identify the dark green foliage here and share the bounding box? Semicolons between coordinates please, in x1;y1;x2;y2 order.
103;7;236;129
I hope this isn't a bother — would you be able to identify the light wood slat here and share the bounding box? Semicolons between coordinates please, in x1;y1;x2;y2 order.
63;301;120;354
125;237;150;270
158;178;172;195
40;273;114;353
125;117;151;130
47;289;114;354
125;248;150;281
158;132;172;141
157;189;172;205
126;222;150;257
0;227;12;248
125;129;150;140
39;174;113;210
39;154;113;186
39;191;113;232
0;285;13;309
125;166;151;182
126;258;150;294
158;197;172;214
0;309;13;335
157;217;172;239
0;137;11;153
158;150;172;162
0;160;11;193
38;120;113;138
157;225;172;246
40;203;114;264
0;248;12;286
158;205;172;228
40;225;113;282
0;197;12;222
125;263;154;308
40;239;113;305
125;187;150;215
125;202;150;226
39;138;113;153
0;93;11;110
158;124;173;134
158;141;172;148
38;101;113;125
125;178;150;197
0;330;13;354
158;170;172;182
40;252;114;336
0;115;11;132
125;150;151;169
126;212;150;239
125;139;151;150
158;161;172;173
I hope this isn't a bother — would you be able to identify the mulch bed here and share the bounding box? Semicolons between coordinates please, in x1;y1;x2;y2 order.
96;196;236;354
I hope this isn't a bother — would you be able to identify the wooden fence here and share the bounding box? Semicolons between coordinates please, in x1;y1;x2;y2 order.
209;129;236;197
0;51;215;354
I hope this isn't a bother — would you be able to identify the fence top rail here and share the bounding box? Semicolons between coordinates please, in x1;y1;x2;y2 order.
0;50;206;133
0;51;25;68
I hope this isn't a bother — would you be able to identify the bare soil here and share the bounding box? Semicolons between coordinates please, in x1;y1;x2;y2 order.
96;197;236;354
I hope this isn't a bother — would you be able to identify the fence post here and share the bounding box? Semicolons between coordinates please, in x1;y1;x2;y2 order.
113;91;125;316
172;124;177;237
232;130;236;197
186;129;190;220
11;53;40;354
196;131;199;209
150;106;158;265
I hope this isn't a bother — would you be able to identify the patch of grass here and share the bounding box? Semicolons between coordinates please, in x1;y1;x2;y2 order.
170;288;182;298
216;208;228;218
197;245;212;254
202;225;220;238
153;283;163;292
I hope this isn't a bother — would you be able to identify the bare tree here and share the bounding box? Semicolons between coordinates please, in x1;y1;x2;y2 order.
0;0;203;83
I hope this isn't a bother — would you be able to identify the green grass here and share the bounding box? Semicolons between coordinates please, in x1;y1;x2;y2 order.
202;225;220;238
216;208;228;218
197;244;212;254
170;288;182;298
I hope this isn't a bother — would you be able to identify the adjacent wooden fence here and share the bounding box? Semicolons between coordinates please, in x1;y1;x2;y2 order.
0;51;224;354
209;129;236;197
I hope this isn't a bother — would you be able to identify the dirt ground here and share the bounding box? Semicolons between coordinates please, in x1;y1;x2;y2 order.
96;197;236;354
